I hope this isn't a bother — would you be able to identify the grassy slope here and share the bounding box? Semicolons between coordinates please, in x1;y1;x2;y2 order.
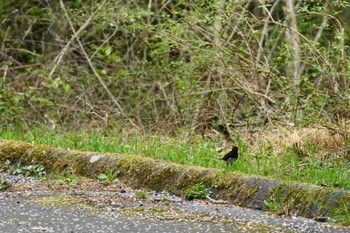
0;127;349;190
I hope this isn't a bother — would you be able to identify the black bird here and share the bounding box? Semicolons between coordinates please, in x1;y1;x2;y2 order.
222;146;239;167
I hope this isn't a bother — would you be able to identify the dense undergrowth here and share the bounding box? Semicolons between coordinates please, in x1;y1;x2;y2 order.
1;1;350;132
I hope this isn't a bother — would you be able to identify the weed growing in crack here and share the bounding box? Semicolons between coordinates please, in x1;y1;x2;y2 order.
185;183;212;200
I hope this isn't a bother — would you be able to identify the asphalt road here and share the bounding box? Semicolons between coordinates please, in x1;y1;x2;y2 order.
0;194;252;233
1;192;350;233
1;172;350;233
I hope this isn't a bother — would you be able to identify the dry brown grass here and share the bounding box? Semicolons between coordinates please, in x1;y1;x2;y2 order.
236;122;350;159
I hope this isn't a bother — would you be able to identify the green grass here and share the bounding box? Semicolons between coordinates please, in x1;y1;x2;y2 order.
1;127;350;190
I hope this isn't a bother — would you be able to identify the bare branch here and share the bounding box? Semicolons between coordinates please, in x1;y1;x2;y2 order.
59;0;125;114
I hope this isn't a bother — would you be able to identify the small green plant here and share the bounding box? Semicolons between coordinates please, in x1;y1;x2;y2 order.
135;191;146;198
2;159;11;169
0;179;11;191
263;195;291;215
12;163;23;176
185;183;212;199
97;172;115;181
11;162;46;178
134;191;154;199
63;175;77;184
160;199;172;206
25;165;46;178
48;173;78;184
264;199;277;211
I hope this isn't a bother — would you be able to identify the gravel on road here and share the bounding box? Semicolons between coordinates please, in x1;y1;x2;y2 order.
1;172;349;233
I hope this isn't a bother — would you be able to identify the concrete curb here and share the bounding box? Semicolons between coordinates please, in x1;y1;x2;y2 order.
0;139;349;221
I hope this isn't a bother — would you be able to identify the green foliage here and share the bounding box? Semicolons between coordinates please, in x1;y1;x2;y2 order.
0;88;25;125
331;201;350;226
2;159;11;169
135;191;146;198
0;1;349;128
263;195;291;216
3;160;46;178
97;172;115;181
47;173;78;184
19;164;46;178
263;199;277;211
134;191;155;199
63;175;77;184
185;183;212;199
0;179;11;191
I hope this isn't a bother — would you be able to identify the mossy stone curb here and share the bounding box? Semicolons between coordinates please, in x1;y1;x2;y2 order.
0;139;349;221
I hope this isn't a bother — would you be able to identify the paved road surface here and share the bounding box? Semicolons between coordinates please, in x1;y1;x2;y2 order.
1;192;349;233
0;194;255;233
0;172;349;233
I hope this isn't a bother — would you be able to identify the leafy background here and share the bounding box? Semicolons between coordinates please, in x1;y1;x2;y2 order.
0;0;349;133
